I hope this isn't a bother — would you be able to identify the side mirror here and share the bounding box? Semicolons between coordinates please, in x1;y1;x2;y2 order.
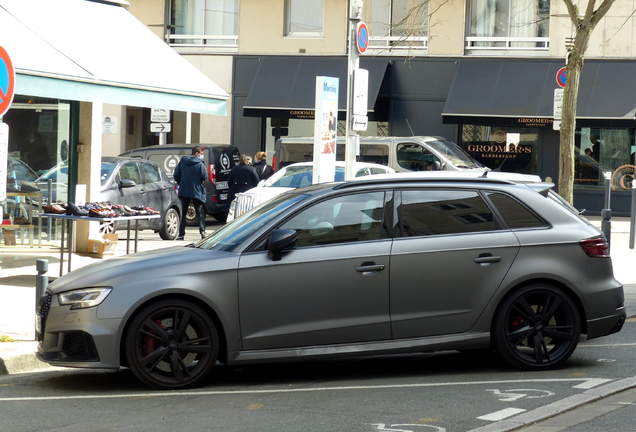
119;179;136;189
267;229;298;261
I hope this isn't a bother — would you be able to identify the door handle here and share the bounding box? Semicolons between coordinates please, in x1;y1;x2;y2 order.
473;254;501;265
356;261;385;274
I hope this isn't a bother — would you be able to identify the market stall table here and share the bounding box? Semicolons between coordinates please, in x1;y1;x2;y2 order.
40;213;160;276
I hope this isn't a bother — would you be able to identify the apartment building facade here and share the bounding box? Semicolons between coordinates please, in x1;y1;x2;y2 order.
133;0;636;214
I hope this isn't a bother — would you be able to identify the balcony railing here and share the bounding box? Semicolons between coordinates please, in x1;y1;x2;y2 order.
466;37;549;54
168;34;238;52
367;35;428;54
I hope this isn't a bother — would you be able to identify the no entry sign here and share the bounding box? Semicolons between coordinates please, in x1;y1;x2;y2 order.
0;46;16;117
556;67;567;88
356;22;369;54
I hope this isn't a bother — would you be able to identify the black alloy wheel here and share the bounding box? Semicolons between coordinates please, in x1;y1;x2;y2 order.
125;299;219;389
493;284;581;370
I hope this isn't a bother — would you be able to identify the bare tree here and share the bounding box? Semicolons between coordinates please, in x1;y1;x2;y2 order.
558;0;616;204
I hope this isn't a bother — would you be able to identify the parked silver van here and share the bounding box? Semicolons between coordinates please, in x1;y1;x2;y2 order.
274;136;488;173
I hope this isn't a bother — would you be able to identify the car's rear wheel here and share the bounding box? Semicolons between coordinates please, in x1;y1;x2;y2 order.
125;299;219;389
493;284;581;371
159;208;179;240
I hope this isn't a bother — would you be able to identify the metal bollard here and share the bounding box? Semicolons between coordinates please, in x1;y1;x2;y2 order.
35;259;48;307
601;172;613;247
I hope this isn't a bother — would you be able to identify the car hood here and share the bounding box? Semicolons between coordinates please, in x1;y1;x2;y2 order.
46;246;234;293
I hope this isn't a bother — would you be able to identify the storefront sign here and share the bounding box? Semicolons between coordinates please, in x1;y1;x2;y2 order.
0;45;16;118
467;143;532;160
612;165;635;190
517;118;553;127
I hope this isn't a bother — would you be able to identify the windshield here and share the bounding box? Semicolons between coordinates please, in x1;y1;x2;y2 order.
427;138;485;169
264;166;345;188
196;193;308;251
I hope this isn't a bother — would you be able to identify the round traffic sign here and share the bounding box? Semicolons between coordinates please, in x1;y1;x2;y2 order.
356;22;369;54
0;45;16;117
556;66;567;88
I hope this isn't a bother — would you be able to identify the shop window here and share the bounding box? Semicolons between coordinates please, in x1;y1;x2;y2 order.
285;0;324;37
466;0;550;52
362;0;428;52
460;125;537;174
170;0;239;49
400;190;497;237
575;128;635;191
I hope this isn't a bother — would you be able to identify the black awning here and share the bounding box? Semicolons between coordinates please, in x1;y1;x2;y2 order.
442;59;636;127
243;57;389;119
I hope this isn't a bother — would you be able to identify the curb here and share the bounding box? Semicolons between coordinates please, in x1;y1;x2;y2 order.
0;342;48;375
465;376;636;432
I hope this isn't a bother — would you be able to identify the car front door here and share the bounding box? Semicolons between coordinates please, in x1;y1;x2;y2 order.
107;161;148;227
237;191;392;350
390;188;520;339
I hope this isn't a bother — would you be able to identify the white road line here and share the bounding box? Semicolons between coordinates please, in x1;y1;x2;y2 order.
0;377;612;402
579;343;636;347
572;378;612;389
477;408;526;421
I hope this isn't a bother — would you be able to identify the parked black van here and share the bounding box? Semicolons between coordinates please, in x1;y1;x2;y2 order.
120;144;240;223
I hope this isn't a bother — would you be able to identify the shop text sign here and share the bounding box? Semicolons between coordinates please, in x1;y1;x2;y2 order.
0;46;16;118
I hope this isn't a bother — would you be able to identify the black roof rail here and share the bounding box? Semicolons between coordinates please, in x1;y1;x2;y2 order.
333;174;517;190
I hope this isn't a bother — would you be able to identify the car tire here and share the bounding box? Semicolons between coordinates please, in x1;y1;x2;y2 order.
185;204;198;226
125;299;219;390
493;283;581;371
159;208;179;240
212;212;227;223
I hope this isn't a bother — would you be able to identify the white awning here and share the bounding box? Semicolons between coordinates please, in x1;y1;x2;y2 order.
0;0;228;115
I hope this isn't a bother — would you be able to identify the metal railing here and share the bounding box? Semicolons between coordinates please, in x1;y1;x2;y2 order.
368;35;428;53
465;37;549;54
168;34;238;52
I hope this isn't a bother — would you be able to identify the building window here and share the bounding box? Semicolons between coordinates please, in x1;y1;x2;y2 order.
460;125;538;174
466;0;549;53
363;0;428;52
285;0;324;37
170;0;239;49
575;128;635;191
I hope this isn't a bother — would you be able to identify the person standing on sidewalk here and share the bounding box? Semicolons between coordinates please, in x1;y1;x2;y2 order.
174;146;207;240
226;154;260;212
252;151;274;180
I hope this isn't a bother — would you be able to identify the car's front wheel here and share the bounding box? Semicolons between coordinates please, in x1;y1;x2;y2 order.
125;299;219;389
159;208;179;240
493;283;581;371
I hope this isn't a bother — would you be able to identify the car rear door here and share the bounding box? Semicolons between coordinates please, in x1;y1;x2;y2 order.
237;191;392;350
389;188;520;338
139;161;167;229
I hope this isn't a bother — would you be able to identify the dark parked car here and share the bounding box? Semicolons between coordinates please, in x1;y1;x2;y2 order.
35;157;181;240
119;144;240;224
36;172;625;389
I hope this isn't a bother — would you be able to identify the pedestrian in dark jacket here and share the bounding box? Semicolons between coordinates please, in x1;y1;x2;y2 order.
252;151;275;180
226;154;260;212
174;146;207;240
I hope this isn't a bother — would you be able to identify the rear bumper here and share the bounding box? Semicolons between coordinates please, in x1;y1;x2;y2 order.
586;308;626;339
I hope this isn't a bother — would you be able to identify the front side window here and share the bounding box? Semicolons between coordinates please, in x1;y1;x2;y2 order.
397;143;441;172
279;192;386;247
171;0;239;47
285;0;324;37
467;0;549;49
400;189;497;236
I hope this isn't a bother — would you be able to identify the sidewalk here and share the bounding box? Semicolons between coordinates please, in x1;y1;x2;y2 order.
1;217;636;374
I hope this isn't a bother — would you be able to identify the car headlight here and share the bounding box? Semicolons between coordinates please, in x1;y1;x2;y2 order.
57;287;112;310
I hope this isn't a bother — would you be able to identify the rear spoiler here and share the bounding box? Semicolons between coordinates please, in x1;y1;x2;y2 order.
526;182;555;197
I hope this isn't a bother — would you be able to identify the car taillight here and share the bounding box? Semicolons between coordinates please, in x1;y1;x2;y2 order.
272;155;277;171
209;164;216;185
580;237;610;257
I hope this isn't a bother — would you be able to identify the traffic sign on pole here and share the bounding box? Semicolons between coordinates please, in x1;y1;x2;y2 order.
150;123;171;133
556;67;567;88
0;45;16;118
356;22;369;54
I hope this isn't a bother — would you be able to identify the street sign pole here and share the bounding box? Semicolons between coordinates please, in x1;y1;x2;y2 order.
345;0;363;180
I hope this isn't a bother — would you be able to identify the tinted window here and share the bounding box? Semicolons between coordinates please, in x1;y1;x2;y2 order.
400;189;497;236
141;162;161;184
280;192;386;247
397;143;441;171
485;191;545;229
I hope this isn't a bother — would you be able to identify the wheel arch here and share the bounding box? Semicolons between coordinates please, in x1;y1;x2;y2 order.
119;292;229;367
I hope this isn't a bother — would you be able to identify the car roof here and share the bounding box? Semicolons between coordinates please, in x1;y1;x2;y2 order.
284;160;396;172
345;170;542;184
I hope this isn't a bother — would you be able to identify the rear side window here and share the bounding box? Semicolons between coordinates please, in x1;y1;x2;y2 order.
400;189;497;236
485;191;546;229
